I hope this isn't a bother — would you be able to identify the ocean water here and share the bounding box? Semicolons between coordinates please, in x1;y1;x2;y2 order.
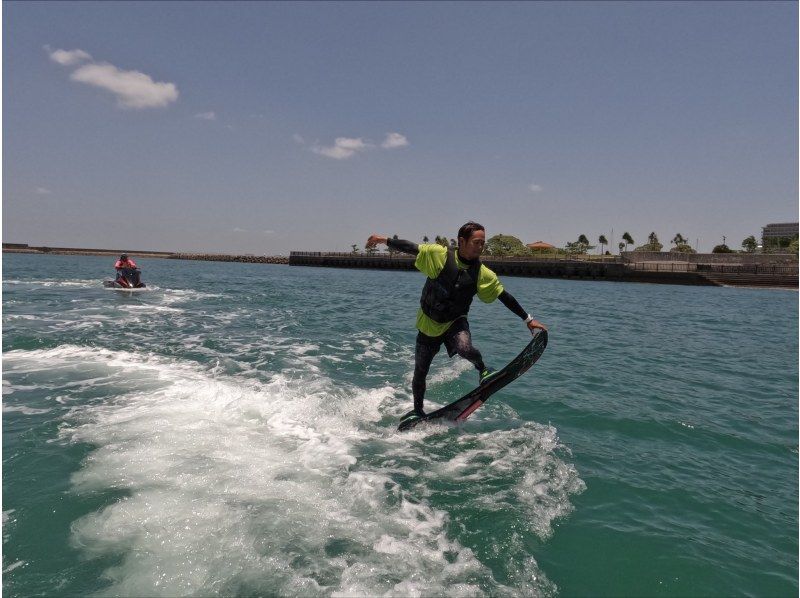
2;252;797;597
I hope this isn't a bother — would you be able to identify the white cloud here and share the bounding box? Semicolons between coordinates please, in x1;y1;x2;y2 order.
47;48;92;66
70;63;178;109
312;137;370;160
529;183;543;193
381;132;409;149
34;187;52;195
292;134;306;145
194;111;216;120
48;46;178;109
264;230;275;235
233;227;247;233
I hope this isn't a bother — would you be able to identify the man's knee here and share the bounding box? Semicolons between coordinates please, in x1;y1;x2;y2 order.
453;332;474;355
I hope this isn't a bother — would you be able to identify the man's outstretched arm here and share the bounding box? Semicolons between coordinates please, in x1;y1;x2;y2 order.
498;290;548;332
365;235;420;255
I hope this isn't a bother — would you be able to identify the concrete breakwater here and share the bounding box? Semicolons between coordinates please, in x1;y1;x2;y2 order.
168;253;288;264
289;252;798;289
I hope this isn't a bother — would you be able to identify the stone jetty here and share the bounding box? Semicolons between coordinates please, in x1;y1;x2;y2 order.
168;253;288;264
289;251;798;289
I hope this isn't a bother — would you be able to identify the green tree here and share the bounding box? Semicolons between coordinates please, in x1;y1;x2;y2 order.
351;244;359;254
741;235;757;253
485;234;528;256
598;234;608;254
712;244;732;253
618;242;625;254
790;237;799;255
422;235;429;243
669;233;694;253
622;232;634;251
565;241;584;255
577;234;589;245
435;235;449;248
635;232;663;252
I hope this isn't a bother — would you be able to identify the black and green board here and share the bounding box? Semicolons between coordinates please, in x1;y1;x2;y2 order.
398;329;548;432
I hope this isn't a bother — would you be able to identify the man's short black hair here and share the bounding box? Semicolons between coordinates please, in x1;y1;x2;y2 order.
458;221;485;241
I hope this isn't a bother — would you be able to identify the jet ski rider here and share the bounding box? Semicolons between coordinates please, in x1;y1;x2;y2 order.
114;254;142;287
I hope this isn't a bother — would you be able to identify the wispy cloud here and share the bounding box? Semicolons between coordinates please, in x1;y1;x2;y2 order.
292;134;306;145
233;227;247;233
312;137;370;160
381;132;409;149
34;187;52;195
194;111;216;120
264;230;275;235
529;183;543;193
70;63;178;109
47;47;92;66
310;132;409;159
47;46;178;109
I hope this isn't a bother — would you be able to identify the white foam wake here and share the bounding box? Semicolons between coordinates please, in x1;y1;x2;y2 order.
4;345;578;596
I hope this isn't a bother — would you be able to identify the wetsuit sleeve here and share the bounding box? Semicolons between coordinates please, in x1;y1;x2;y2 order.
414;244;448;279
498;290;529;319
386;238;419;255
476;265;504;303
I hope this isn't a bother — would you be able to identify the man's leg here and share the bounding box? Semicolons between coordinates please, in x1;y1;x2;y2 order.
412;334;441;415
445;318;486;373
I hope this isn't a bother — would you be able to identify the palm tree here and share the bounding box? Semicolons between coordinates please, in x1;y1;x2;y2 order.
622;232;634;251
618;242;625;254
598;234;608;255
577;234;589;245
671;233;685;247
648;231;659;246
423;235;429;243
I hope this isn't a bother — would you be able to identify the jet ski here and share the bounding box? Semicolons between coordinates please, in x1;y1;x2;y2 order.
104;268;147;290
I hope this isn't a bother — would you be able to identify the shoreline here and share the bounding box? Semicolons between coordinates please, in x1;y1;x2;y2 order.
5;246;796;289
3;247;288;265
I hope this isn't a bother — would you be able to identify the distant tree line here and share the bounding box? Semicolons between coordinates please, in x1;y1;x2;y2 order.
355;231;798;256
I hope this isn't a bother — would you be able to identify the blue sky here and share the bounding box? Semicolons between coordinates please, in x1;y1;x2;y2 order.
3;1;797;254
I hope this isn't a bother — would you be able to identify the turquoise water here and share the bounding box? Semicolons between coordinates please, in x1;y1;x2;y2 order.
3;253;797;597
